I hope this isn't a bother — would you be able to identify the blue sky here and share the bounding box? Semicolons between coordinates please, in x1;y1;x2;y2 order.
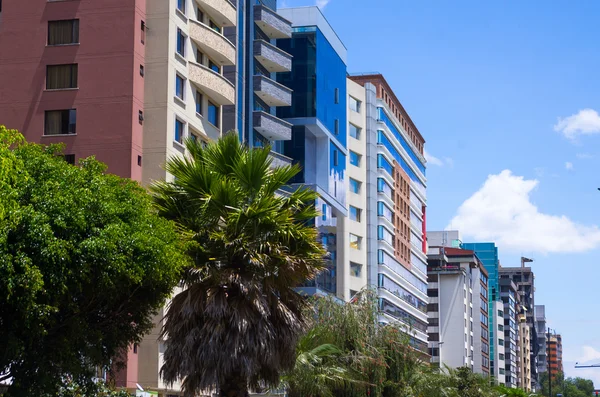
283;0;600;385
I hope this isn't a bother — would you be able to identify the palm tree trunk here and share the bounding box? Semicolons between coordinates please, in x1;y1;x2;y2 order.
219;374;249;397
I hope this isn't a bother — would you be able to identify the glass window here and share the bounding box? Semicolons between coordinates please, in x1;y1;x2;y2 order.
176;28;185;56
46;64;78;89
177;0;186;14
377;154;393;175
175;74;184;100
44;109;76;135
377;178;392;198
349;123;361;139
321;203;327;221
208;101;219;127
349;233;361;250
209;60;220;73
333;149;338;166
175;118;184;143
378;249;427;293
349;206;361;222
378;225;394;246
349;151;361;167
334;119;339;135
377;202;393;222
350;262;362;277
349;96;361;113
197;8;204;23
209;19;221;33
334;88;339;104
141;21;146;44
349;178;361;194
196;91;203;115
48;19;79;45
196;50;204;64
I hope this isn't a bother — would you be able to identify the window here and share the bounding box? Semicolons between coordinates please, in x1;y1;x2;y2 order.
175;74;185;100
177;0;186;14
140;65;145;77
44;109;76;135
349;123;361;139
196;91;203;115
349;206;361;222
197;8;204;23
349;150;361;167
141;21;146;44
349;96;361;112
46;64;78;89
208;101;219;127
321;203;327;221
63;154;75;165
349;233;361;250
209;19;221;33
176;28;186;56
350;262;362;277
175;118;184;143
209;59;220;73
334;119;339;135
333;149;338;166
334;88;339;104
48;19;79;45
349;178;361;194
196;50;204;64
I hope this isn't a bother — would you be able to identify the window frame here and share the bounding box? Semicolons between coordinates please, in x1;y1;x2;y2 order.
349;205;361;222
47;19;79;46
349;177;361;194
177;0;186;14
349;150;361;167
44;109;77;136
175;73;185;100
176;28;186;57
174;117;185;144
207;100;219;127
46;64;78;90
349;123;361;140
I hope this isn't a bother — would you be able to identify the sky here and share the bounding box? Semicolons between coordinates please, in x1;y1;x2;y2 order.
282;0;600;387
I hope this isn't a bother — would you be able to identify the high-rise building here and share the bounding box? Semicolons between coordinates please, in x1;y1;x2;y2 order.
499;265;539;388
348;73;428;354
491;300;507;385
461;242;503;381
426;247;490;375
518;313;532;392
547;333;563;380
535;305;548;376
499;278;520;388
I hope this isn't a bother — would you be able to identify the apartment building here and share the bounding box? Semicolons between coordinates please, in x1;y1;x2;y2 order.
274;7;350;300
492;300;507;385
499;265;539;387
535;305;548;376
547;333;563;380
426;247;490;375
499;278;520;388
518;313;532;391
348;73;428;354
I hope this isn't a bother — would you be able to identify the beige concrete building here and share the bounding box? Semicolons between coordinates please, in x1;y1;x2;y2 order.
518;313;532;392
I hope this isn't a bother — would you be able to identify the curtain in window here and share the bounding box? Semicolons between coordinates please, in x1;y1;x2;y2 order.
47;65;78;89
48;20;78;45
45;111;63;135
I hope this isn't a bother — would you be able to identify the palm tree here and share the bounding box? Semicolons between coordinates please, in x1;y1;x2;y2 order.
151;133;325;397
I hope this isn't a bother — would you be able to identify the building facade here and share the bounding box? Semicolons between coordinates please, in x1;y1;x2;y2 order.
499;278;520;388
547;333;563;380
349;73;429;353
535;305;548;376
518;313;532;392
426;247;490;375
491;300;507;385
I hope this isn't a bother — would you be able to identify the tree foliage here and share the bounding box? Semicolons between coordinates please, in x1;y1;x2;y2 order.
151;133;325;397
0;126;186;396
538;371;594;397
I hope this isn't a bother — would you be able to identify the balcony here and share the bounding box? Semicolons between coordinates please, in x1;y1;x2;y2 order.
253;75;292;107
268;150;293;168
188;62;235;106
190;20;235;66
253;4;292;39
254;40;292;73
196;0;236;27
253;111;292;141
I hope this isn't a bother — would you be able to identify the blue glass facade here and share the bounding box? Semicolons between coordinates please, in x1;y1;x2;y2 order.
377;108;425;176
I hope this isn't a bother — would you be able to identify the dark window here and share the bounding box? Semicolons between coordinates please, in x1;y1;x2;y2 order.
428;289;439;297
197;8;204;22
137;155;142;166
334;119;339;135
334;87;339;104
427;303;439;312
176;28;185;56
48;19;79;45
133;344;138;354
208;101;219;127
46;64;78;89
175;74;185;99
175;119;184;143
63;154;75;165
141;21;146;44
209;19;221;33
138;110;144;123
196;50;204;64
333;149;338;166
140;65;145;77
209;59;220;73
45;109;76;135
196;91;203;115
177;0;185;14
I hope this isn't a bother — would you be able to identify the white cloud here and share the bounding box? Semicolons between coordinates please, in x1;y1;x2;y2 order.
444;157;455;168
555;108;600;140
577;153;594;159
449;170;600;253
316;0;330;8
565;161;574;171
424;150;443;166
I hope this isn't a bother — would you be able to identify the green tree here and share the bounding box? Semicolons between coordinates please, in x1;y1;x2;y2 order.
0;126;186;396
151;134;326;397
